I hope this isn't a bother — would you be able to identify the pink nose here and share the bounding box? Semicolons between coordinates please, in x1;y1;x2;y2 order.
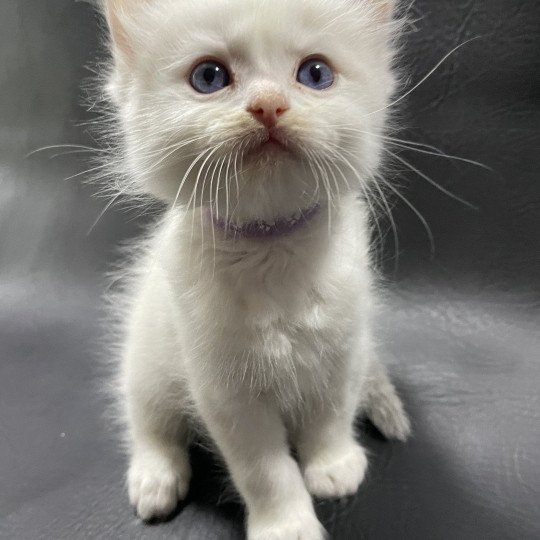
247;94;289;128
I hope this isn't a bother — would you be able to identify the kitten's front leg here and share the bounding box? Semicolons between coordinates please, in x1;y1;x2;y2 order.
193;386;325;540
126;399;192;521
296;400;368;500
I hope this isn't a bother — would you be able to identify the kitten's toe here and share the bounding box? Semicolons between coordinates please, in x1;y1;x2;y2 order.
128;449;191;521
302;442;367;499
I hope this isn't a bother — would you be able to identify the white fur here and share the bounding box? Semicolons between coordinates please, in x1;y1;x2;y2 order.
100;0;410;538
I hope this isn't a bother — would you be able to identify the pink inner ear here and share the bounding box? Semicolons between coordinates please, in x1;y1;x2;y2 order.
373;0;394;21
105;0;136;58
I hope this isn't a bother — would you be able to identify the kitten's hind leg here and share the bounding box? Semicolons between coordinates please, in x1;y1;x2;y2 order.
363;358;411;442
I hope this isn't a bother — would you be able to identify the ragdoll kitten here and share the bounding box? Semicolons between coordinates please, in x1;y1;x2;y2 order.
101;0;411;538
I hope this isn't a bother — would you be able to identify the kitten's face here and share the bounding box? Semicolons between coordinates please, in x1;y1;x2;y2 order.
106;0;397;221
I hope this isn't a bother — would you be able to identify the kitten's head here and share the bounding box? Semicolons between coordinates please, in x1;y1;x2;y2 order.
103;0;400;221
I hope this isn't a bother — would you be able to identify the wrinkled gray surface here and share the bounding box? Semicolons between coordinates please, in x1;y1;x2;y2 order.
1;1;539;539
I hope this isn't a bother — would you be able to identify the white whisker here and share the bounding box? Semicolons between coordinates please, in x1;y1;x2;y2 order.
364;37;481;118
86;193;122;236
377;174;435;258
336;126;491;171
386;149;478;210
26;144;107;159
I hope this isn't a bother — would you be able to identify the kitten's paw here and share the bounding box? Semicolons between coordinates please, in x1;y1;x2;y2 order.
302;442;367;499
248;510;326;540
128;448;191;521
367;386;411;442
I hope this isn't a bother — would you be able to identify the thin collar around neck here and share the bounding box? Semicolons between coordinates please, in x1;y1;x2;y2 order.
211;203;321;239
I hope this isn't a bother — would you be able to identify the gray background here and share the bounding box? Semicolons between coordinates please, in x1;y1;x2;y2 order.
1;1;539;539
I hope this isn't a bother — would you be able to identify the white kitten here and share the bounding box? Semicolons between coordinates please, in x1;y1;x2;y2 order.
100;0;410;538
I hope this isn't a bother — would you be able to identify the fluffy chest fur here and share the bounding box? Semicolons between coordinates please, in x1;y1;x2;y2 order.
149;195;372;406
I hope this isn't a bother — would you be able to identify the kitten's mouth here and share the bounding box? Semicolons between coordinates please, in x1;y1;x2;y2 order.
245;130;292;158
263;135;287;149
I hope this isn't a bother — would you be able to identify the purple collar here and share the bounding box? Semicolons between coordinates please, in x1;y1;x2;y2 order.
211;203;321;239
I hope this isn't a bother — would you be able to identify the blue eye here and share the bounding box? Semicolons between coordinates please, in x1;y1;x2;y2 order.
297;58;334;90
190;61;231;94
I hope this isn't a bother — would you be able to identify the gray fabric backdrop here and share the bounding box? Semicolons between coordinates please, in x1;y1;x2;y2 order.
1;1;539;539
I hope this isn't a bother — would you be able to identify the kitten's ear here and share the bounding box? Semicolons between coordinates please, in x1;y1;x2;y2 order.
364;0;399;22
345;0;395;22
103;0;143;61
373;0;396;21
